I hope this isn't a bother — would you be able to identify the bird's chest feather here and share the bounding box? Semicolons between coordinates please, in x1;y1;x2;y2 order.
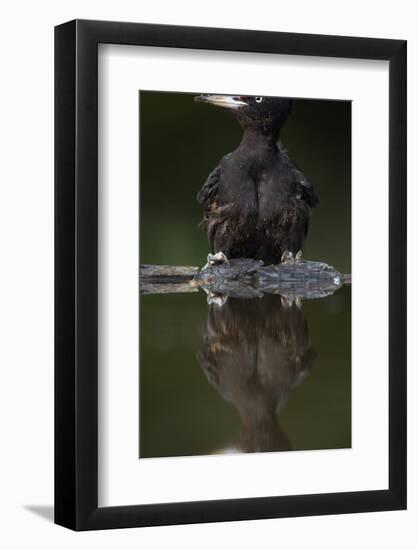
255;169;295;223
218;160;296;225
218;163;259;219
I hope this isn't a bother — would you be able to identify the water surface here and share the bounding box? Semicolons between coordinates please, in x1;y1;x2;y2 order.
140;286;351;458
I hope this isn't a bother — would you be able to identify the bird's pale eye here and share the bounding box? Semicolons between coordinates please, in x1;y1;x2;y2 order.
255;96;263;103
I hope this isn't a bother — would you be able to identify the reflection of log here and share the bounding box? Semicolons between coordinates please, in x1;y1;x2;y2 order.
140;281;199;296
140;259;351;300
140;264;199;296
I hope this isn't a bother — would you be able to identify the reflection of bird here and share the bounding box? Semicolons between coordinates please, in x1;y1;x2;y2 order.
197;295;316;453
195;95;318;265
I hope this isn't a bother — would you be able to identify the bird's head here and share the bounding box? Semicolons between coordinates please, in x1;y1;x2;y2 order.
195;94;292;136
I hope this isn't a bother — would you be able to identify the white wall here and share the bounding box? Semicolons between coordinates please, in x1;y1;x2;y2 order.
0;1;415;548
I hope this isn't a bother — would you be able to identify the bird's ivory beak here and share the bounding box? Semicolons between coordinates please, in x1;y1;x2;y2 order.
194;94;247;110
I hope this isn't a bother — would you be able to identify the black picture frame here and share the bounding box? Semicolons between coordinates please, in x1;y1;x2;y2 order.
55;19;407;531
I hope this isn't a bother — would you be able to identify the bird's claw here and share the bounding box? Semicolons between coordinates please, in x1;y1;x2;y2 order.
203;251;229;270
281;250;294;263
281;250;303;263
208;251;229;266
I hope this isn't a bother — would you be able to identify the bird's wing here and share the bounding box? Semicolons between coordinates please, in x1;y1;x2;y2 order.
278;143;318;208
292;166;319;208
197;153;231;207
197;165;221;206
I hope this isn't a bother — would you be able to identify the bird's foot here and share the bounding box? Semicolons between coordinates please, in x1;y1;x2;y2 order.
280;250;303;263
203;251;229;270
280;250;294;263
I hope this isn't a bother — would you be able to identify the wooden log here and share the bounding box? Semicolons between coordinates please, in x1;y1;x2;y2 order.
140;264;199;296
139;259;351;300
140;264;199;280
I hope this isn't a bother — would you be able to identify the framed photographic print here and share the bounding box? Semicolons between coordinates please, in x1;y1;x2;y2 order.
55;19;407;530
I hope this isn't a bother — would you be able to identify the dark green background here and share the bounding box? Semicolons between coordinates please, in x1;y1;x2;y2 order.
139;92;351;458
